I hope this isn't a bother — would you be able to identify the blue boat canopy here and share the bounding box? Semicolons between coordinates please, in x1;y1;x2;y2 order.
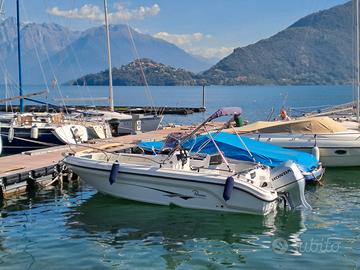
138;132;319;173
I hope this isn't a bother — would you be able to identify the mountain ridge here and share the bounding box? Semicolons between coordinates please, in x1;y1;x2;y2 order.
203;1;353;85
0;18;210;84
69;58;206;86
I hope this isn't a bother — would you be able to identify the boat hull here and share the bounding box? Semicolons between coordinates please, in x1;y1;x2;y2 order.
65;158;278;215
0;126;64;155
114;115;163;135
286;147;360;167
243;133;360;167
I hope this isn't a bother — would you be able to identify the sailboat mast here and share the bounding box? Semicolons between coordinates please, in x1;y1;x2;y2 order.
103;0;114;112
16;0;24;112
4;72;8;112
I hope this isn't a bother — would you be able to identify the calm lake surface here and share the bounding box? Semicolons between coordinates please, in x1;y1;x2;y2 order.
1;85;360;269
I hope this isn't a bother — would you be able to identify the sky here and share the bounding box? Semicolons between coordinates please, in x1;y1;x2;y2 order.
3;0;349;61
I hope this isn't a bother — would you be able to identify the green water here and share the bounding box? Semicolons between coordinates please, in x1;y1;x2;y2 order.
0;169;359;269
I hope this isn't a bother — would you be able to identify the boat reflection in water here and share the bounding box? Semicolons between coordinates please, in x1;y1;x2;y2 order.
67;193;307;265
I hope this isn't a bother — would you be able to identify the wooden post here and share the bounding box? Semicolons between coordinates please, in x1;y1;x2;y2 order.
202;85;206;109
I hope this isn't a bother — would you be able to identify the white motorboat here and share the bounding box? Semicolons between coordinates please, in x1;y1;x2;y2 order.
228;117;360;167
64;108;311;215
77;109;163;135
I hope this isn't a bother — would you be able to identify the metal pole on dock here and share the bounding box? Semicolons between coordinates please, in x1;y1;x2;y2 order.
16;0;24;113
202;85;206;109
104;0;114;112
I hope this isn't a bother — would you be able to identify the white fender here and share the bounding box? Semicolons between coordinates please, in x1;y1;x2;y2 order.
312;146;320;161
8;126;14;142
31;125;39;139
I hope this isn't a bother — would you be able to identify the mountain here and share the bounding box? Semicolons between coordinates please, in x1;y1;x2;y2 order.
45;24;209;84
69;58;205;86
203;1;354;85
3;1;354;86
0;18;80;84
0;18;209;84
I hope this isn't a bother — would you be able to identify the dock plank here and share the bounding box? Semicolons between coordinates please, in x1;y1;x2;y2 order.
0;125;194;178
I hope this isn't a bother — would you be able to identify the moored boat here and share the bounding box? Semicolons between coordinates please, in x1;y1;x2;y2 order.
64;152;309;215
139;132;324;182
64;107;312;215
0;113;104;155
227;117;360;167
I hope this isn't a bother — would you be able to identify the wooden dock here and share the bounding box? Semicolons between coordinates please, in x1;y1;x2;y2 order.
0;105;206;115
0;125;198;198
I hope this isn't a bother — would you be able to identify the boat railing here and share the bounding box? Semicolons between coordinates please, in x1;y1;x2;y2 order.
253;132;360;140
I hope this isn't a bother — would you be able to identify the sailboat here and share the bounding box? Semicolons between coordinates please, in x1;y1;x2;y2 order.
76;0;163;135
0;1;113;155
0;0;162;155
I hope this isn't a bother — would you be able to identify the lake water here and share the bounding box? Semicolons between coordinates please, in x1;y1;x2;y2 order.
1;85;360;269
8;84;354;124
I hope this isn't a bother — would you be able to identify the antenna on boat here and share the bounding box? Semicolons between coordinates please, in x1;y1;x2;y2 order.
16;0;24;112
103;0;114;112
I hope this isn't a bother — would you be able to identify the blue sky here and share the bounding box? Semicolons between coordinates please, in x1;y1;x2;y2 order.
4;0;349;60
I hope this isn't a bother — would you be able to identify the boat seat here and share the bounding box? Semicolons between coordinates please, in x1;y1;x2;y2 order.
190;154;223;171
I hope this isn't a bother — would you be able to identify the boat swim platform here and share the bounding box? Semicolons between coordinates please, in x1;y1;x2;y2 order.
0;123;220;199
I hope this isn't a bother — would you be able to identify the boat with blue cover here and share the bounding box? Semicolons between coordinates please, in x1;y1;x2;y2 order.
64;107;312;215
138;132;324;182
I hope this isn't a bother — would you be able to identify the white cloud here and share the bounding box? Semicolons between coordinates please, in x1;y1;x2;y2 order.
154;31;232;60
188;47;234;59
112;3;160;21
48;5;103;21
154;32;211;46
47;3;160;22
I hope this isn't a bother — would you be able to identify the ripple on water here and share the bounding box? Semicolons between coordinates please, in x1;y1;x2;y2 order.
0;167;359;269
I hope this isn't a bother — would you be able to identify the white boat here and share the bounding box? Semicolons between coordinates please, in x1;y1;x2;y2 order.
52;124;89;145
64;108;311;215
228;117;360;167
0;112;112;154
90;0;163;135
77;110;163;135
